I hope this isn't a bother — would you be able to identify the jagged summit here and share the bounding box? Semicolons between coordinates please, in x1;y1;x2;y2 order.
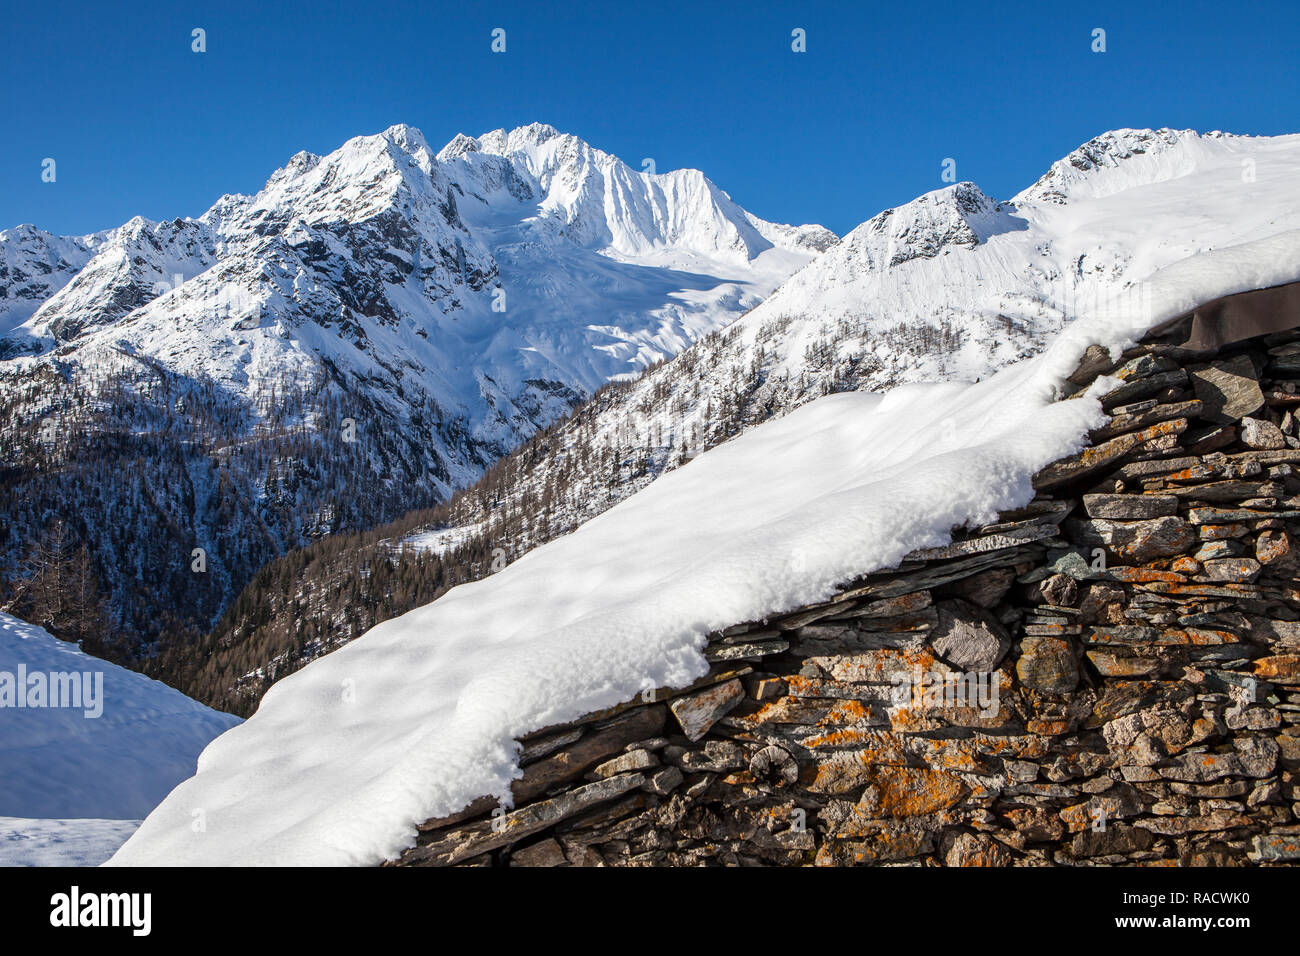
1012;127;1261;205
847;181;1014;269
0;124;833;627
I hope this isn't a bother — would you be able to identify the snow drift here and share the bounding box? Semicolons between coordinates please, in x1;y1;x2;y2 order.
108;227;1300;866
0;613;239;821
0;613;239;865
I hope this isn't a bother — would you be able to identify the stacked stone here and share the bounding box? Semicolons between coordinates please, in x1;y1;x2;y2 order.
392;318;1300;867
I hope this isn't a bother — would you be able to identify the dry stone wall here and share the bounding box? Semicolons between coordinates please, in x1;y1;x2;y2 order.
392;303;1300;867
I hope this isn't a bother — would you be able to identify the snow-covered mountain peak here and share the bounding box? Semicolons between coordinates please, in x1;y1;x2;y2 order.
474;121;563;157
437;132;481;162
1012;127;1250;205
25;215;219;342
378;122;435;156
246;127;445;230
2;120;830;522
855;181;1015;267
0;225;110;334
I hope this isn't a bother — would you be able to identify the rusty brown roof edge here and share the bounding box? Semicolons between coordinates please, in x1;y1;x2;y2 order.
1146;279;1300;351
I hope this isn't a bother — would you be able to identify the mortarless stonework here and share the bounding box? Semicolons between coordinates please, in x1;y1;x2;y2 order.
392;297;1300;867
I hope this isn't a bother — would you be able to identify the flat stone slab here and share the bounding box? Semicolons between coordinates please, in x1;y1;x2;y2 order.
1189;355;1265;424
1083;493;1179;520
669;678;745;741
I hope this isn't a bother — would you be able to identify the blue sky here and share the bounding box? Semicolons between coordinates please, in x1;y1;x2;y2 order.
3;0;1296;237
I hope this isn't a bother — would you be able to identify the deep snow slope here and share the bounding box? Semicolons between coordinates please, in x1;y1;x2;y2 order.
108;227;1300;867
424;129;1300;554
0;612;239;822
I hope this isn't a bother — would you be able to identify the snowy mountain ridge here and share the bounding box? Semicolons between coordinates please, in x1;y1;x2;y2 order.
3;121;832;484
0;124;832;652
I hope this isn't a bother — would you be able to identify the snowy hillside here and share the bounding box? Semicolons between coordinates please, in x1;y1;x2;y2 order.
423;129;1300;554
108;231;1300;867
0;612;239;864
194;127;1300;712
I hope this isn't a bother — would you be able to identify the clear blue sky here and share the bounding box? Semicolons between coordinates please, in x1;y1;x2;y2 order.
3;0;1297;238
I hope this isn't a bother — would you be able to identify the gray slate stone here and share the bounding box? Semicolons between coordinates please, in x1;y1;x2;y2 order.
1241;416;1287;450
1189;355;1265;424
1083;493;1179;520
929;599;1011;671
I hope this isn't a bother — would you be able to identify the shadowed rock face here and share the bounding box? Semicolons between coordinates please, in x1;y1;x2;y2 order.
394;291;1300;868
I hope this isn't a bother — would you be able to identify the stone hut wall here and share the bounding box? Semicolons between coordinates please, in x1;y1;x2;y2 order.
393;294;1300;867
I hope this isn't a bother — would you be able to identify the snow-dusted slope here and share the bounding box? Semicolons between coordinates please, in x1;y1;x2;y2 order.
3;122;832;493
424;129;1300;555
0;612;239;825
26;216;220;342
108;231;1300;867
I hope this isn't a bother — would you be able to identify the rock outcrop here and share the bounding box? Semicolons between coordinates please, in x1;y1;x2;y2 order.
392;289;1300;867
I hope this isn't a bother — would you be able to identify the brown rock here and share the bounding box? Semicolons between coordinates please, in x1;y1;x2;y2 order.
1079;582;1127;625
1016;637;1079;695
641;766;684;795
1071;824;1155;857
1039;573;1079;607
668;679;745;741
1201;557;1262;583
858;766;969;818
509;837;569;867
1087;650;1161;677
1004;806;1065;842
1255;655;1300;684
944;832;1014;867
1035;419;1188;490
941;566;1016;608
1069;515;1196;562
1257;529;1295;565
815;827;934;865
587;748;659;779
404;771;649;865
1068;344;1115;386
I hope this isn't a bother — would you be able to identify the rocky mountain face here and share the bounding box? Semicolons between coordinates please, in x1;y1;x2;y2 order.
183;128;1300;713
0;123;830;657
0;224;108;339
393;302;1300;867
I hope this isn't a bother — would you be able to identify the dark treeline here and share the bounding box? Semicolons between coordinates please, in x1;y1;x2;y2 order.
0;356;466;666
